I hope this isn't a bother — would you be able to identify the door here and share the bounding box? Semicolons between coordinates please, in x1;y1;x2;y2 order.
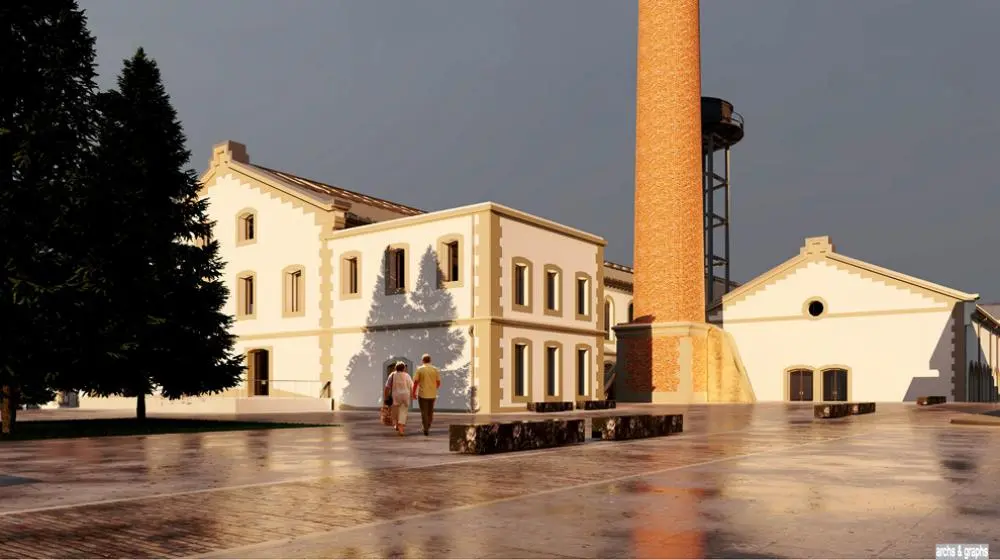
822;369;848;401
250;350;269;396
788;369;813;401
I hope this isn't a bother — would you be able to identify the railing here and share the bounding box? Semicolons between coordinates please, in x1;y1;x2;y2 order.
250;379;327;398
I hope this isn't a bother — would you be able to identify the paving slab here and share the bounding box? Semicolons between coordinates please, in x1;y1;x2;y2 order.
0;403;998;558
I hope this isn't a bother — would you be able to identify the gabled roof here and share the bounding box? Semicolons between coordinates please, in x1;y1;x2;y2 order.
199;140;424;217
723;235;979;306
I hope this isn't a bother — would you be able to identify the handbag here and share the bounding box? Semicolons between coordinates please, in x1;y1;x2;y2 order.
384;372;394;407
379;404;394;426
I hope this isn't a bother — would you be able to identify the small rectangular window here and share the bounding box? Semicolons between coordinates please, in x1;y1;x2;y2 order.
576;277;588;316
604;301;611;339
514;264;527;306
546;346;558;397
284;269;303;314
241;276;255;316
394;250;405;290
545;271;558;311
347;257;359;295
445;241;459;283
386;248;406;293
577;348;589;396
514;343;527;397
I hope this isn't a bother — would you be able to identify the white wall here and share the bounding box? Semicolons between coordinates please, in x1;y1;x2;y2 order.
203;173;324;337
724;260;943;321
723;259;959;402
498;216;601;331
499;326;599;407
332;327;473;411
329;215;475;330
234;335;323;397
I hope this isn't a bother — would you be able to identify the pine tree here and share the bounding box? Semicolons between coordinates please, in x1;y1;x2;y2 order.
0;1;101;436
82;48;242;418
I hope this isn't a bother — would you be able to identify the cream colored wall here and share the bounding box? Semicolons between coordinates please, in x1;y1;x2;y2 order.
499;327;599;407
603;287;632;360
234;335;323;397
203;173;324;337
724;260;943;321
498;216;601;330
723;257;960;402
332;327;473;411
329;215;475;329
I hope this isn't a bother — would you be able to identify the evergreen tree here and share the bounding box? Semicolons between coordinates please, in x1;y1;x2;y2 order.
0;1;101;436
82;48;242;418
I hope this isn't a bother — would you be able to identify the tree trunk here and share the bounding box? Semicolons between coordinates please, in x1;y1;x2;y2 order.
1;384;20;436
136;392;146;420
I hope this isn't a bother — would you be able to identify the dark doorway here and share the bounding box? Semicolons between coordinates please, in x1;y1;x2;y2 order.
604;362;616;401
822;369;848;401
249;350;270;396
788;369;813;401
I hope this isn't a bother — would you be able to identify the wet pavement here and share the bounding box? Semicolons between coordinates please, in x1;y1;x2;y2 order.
1;403;999;558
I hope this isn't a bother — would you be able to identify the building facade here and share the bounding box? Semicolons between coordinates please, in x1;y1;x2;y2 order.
720;236;999;403
141;140;628;414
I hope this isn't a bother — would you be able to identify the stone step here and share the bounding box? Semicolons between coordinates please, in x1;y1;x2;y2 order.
576;399;616;410
526;402;574;413
591;414;683;441
814;402;876;418
448;419;585;454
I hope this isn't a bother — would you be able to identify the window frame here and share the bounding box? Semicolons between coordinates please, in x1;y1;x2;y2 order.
384;243;410;296
543;264;563;317
236;270;257;320
574;272;592;322
436;235;465;289
282;265;306;318
340;251;362;300
511;338;532;403
235;208;258;247
511;257;533;313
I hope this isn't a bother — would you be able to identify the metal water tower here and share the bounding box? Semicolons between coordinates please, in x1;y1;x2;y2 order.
702;96;744;312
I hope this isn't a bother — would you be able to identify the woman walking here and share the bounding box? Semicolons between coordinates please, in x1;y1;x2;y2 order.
384;361;414;436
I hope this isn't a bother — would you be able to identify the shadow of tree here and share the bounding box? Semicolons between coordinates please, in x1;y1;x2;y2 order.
340;246;470;411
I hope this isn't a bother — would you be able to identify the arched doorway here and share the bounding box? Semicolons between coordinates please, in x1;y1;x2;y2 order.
247;349;270;396
821;368;848;402
787;369;813;401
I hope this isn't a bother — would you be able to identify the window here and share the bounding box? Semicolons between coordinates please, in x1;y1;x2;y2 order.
628;302;634;323
604;299;614;340
236;272;256;319
385;245;408;295
341;252;361;299
511;258;532;312
437;236;464;288
545;344;560;398
282;266;305;317
236;209;257;246
512;341;531;400
543;265;562;316
575;273;592;320
806;299;825;317
576;346;590;397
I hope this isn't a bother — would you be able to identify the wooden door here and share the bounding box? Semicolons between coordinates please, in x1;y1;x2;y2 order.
789;370;813;401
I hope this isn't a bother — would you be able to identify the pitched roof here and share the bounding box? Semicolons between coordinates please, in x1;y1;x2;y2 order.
723;235;979;306
250;164;424;216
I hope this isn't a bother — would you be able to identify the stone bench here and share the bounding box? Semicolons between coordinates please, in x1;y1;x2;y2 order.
917;396;947;406
526;401;574;413
591;414;683;441
576;399;616;410
814;402;876;418
449;419;585;454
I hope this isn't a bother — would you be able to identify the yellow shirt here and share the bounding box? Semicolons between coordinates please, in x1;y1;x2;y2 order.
413;364;441;399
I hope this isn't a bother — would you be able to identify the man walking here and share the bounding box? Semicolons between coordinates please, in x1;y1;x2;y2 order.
412;353;441;436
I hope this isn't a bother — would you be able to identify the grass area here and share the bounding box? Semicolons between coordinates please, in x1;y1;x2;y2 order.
0;418;332;441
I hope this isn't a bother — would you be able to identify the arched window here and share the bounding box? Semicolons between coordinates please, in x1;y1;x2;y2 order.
236;209;257;246
604;298;614;340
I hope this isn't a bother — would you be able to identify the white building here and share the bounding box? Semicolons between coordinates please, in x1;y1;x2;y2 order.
150;140;636;414
717;236;1000;403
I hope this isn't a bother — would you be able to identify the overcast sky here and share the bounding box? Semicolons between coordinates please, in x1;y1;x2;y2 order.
80;0;1000;302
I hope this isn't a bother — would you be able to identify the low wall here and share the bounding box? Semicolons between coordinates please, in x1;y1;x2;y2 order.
78;395;334;414
449;419;585;454
591;414;683;441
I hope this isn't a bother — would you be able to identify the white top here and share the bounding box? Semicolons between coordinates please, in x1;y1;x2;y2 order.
385;371;413;405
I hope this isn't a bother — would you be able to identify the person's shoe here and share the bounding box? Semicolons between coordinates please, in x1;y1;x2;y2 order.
423;429;429;436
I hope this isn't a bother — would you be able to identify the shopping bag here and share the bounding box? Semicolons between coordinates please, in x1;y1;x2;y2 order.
380;405;394;426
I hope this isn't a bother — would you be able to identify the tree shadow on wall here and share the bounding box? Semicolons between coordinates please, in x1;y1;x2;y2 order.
340;246;470;411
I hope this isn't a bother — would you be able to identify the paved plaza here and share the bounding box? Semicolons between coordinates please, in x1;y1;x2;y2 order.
1;403;999;559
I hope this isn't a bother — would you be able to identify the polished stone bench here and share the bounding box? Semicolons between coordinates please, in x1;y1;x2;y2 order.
576;399;616;410
526;401;574;413
814;402;876;418
917;396;947;406
591;414;683;441
449;419;585;454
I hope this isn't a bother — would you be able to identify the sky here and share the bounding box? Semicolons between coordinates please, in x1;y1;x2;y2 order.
80;0;1000;302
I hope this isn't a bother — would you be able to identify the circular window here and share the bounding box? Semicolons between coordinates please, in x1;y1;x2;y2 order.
807;300;825;317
